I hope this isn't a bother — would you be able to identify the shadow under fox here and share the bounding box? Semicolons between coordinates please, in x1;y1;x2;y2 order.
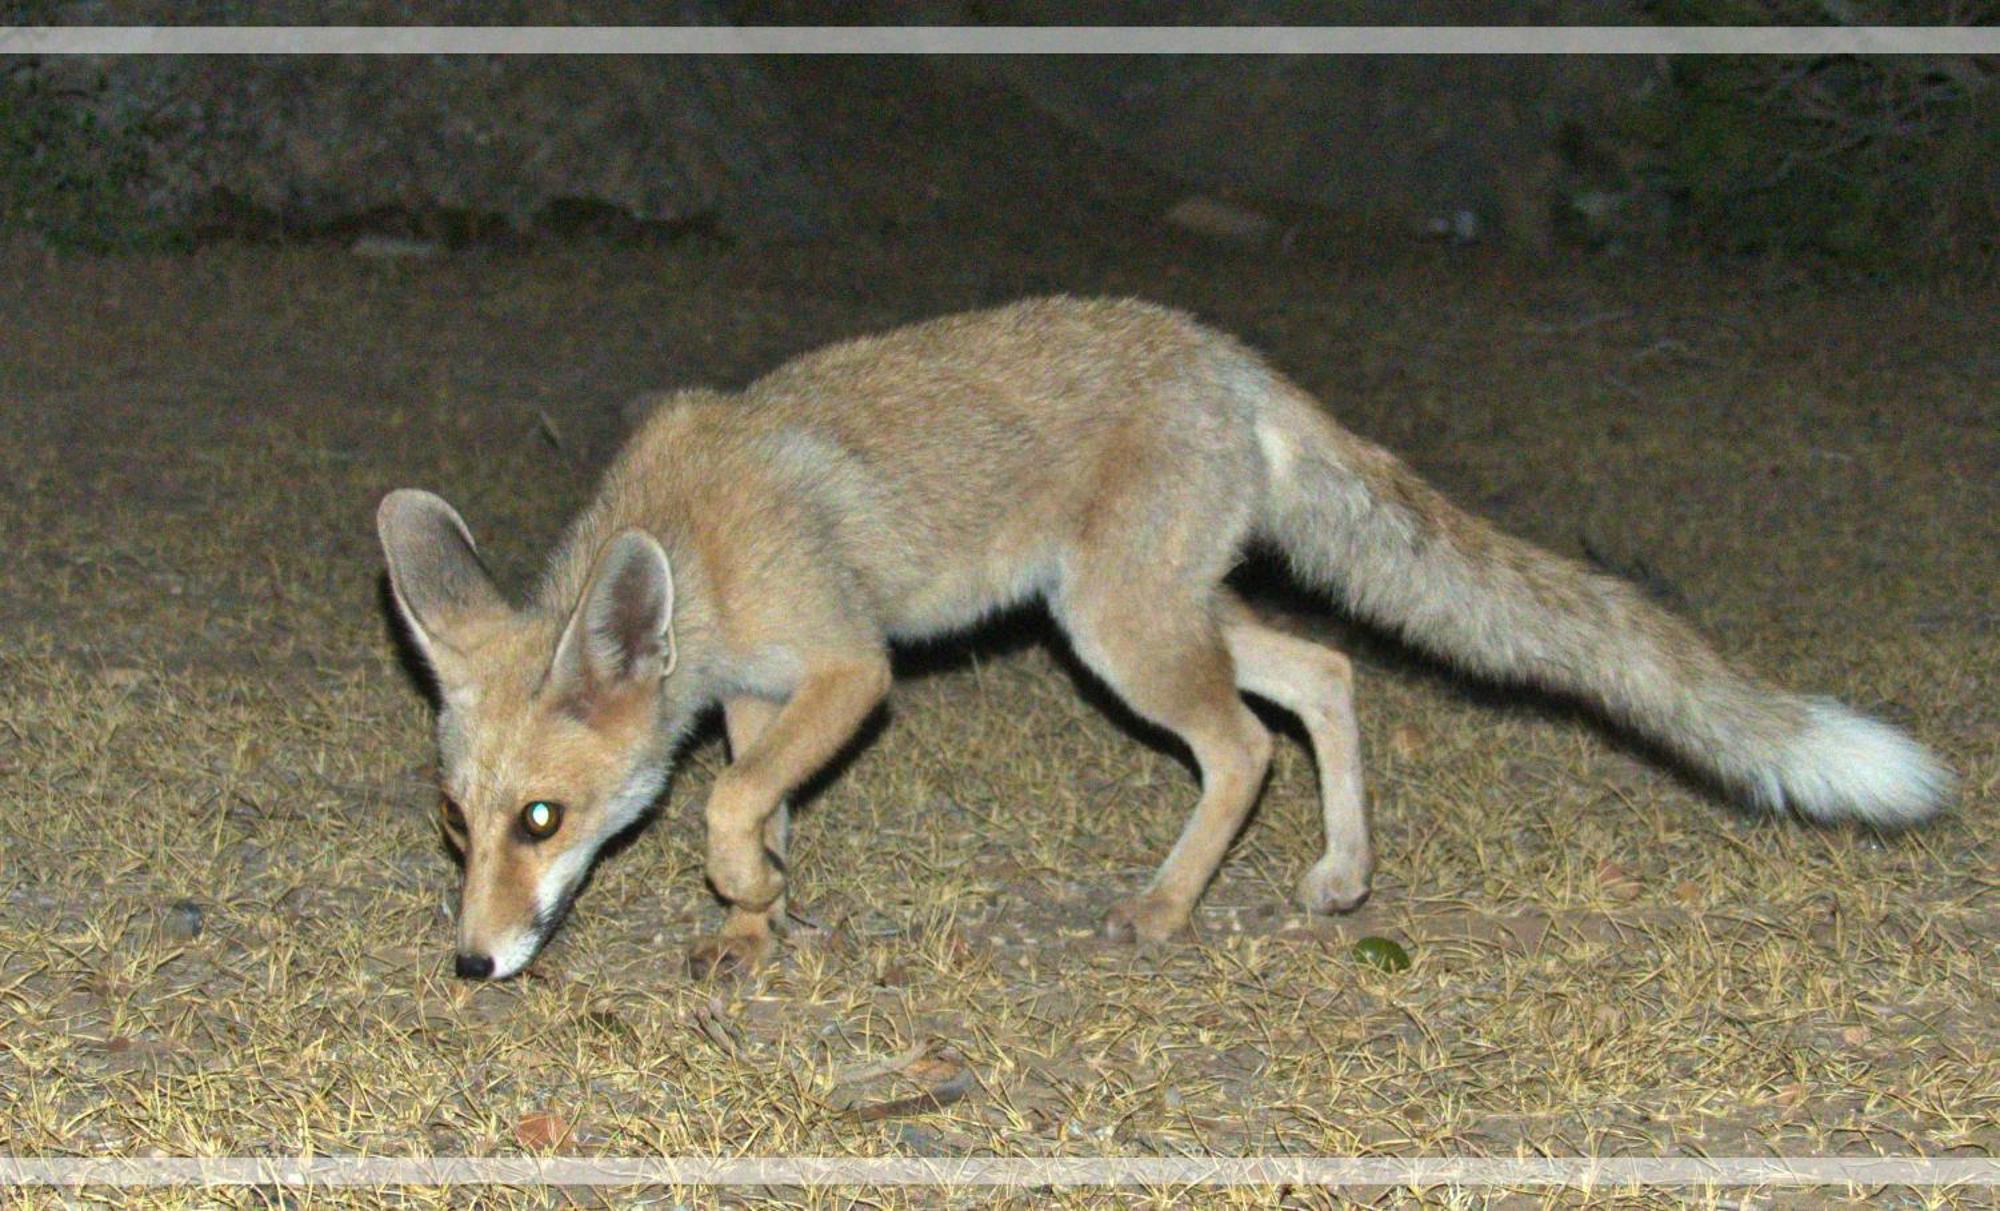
376;297;1951;980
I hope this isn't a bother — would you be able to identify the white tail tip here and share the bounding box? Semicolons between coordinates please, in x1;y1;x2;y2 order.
1763;699;1953;827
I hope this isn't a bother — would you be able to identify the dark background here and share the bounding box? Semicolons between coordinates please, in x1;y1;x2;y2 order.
5;2;1996;270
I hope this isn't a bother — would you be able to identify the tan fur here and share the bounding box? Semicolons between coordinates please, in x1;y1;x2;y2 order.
378;297;1950;979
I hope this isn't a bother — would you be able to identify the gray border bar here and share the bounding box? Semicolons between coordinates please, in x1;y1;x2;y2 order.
4;1156;1999;1187
0;25;1997;54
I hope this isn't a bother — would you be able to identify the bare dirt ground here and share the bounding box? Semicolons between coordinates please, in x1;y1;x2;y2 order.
1;221;1995;1209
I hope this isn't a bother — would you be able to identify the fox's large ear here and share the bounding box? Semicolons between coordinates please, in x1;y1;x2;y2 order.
548;529;675;709
377;490;508;685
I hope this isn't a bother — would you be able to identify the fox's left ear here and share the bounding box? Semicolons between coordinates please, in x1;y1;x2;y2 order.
378;490;509;690
549;529;676;710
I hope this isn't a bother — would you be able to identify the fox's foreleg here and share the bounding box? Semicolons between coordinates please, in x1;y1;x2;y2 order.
689;695;794;977
702;656;891;916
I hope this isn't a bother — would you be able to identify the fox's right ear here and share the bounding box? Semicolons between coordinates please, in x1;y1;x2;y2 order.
376;490;508;687
547;528;675;714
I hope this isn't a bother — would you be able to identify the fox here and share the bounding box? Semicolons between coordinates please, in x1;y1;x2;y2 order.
377;296;1951;981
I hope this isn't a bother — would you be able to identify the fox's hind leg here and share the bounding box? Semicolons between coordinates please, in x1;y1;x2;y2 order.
1219;596;1372;913
688;695;791;978
1055;575;1274;943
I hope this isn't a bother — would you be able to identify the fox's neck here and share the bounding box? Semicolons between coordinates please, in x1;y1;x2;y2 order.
533;389;727;614
534;453;723;734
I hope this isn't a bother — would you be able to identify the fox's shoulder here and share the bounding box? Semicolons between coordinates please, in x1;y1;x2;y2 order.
735;297;1238;426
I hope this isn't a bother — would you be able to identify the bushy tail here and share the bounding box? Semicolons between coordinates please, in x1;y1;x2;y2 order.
1257;390;1950;826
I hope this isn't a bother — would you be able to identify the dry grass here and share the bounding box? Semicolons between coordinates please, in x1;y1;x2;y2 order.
0;232;1993;1209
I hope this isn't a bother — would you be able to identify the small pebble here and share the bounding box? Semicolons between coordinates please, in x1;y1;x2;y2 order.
161;899;203;941
1351;935;1411;973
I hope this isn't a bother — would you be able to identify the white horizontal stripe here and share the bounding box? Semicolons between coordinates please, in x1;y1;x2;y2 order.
1;25;1996;55
3;1156;1998;1187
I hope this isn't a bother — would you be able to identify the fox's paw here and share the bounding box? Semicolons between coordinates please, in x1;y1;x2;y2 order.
705;844;785;913
1102;892;1192;944
687;930;773;980
1297;854;1372;915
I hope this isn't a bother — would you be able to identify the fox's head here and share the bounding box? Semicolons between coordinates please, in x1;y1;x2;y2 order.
377;490;677;980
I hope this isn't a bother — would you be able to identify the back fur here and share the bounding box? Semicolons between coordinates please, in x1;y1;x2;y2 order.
1255;384;1951;826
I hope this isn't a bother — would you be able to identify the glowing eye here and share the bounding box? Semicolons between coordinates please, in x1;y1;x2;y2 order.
520;800;564;840
439;796;468;837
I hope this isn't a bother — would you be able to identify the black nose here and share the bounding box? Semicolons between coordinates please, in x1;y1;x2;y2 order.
454;952;494;980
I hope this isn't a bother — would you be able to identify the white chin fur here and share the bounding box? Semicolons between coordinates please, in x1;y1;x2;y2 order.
536;844;596;918
487;930;541;980
1768;698;1953;826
